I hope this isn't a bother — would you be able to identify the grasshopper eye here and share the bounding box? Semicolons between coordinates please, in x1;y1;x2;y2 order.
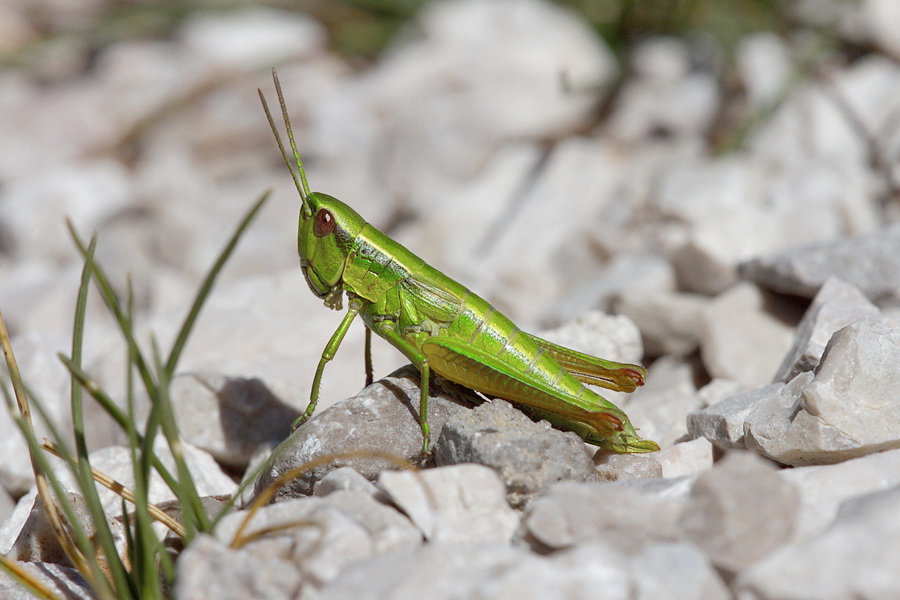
314;209;336;237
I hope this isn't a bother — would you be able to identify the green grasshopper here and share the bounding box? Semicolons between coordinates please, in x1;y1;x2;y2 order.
259;71;658;455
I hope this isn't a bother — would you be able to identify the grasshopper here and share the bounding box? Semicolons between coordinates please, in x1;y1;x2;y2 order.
259;71;659;455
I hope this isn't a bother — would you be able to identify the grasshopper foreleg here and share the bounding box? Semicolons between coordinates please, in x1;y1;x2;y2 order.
292;296;364;432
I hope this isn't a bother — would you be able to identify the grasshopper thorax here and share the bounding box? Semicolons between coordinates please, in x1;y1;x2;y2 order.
298;192;366;310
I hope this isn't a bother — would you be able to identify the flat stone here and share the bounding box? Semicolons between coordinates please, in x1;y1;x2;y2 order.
800;320;900;446
779;448;900;540
317;538;728;600
616;290;708;357
740;223;900;301
774;277;882;382
653;437;714;479
314;467;379;497
523;480;684;552
214;494;421;587
736;484;900;600
317;542;564;600
377;464;519;544
688;383;783;450
679;451;799;575
6;492;126;569
699;282;799;386
594;452;663;481
609;37;719;143
175;534;304;600
626;542;731;600
434;398;595;509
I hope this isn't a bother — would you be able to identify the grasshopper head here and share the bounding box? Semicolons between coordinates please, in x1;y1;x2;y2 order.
259;70;366;311
297;193;366;310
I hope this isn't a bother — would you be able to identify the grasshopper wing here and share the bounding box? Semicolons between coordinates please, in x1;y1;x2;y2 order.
398;276;464;325
523;333;646;393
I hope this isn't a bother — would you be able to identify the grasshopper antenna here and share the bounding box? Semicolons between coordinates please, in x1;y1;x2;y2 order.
259;68;313;218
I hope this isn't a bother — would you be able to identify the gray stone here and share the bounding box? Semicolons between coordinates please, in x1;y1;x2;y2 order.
317;542;558;600
679;452;799;575
320;490;424;554
740;223;900;301
780;448;900;540
746;321;900;465
523;480;684;552
545;254;676;327
653;437;714;479
250;366;475;501
377;464;519;543
627;542;731;600
616;289;708;356
594;452;662;481
314;467;379;497
609;38;720;144
7;492;126;569
175;534;303;600
699;283;798;386
736;485;900;600
672;230;744;296
434;398;595;509
169;371;298;469
214;494;421;587
688;383;783;450
800;320;900;446
0;562;92;600
774;277;882;382
697;378;750;409
738;33;791;108
317;538;728;600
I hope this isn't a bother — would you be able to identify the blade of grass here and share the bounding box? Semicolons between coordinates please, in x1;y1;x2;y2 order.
151;337;207;541
123;280;174;596
55;355;181;490
0;312;101;592
0;556;61;600
42;442;185;538
65;220;158;400
66;236;136;598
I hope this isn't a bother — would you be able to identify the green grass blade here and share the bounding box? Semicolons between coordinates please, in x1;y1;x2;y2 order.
67;240;138;598
153;338;208;539
65;220;158;399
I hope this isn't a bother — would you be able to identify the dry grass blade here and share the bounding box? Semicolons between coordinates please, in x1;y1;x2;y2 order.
0;312;91;578
41;441;186;539
0;556;61;600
